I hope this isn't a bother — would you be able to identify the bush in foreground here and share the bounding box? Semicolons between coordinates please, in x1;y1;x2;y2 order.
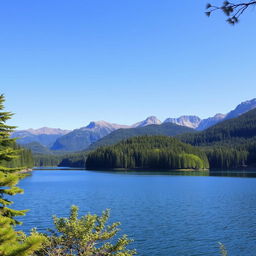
35;206;136;256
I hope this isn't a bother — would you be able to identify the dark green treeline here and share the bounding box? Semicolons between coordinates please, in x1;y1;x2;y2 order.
178;109;256;169
86;136;209;170
203;147;248;169
2;144;34;169
33;152;87;168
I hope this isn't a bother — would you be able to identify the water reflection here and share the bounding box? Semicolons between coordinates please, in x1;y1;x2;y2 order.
209;169;256;178
88;169;256;178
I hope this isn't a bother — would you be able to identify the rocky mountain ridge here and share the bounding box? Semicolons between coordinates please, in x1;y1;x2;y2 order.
12;98;256;152
132;116;162;128
164;116;201;129
165;98;256;130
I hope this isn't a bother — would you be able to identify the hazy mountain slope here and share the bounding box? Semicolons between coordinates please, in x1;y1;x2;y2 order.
224;98;256;120
24;127;70;135
11;127;70;147
13;98;256;152
196;98;256;130
51;121;129;152
87;122;195;151
196;114;226;131
22;142;53;154
165;98;256;131
179;108;256;146
51;117;164;152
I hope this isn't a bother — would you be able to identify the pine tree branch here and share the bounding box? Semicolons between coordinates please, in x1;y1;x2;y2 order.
0;166;23;173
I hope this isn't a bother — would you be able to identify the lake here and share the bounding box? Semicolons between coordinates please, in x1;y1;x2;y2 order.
13;169;256;256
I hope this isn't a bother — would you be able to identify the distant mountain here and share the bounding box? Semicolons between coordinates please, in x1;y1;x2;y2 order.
57;109;256;169
87;122;195;151
180;108;256;146
165;98;256;131
51;121;129;152
164;116;201;129
11;127;70;147
132;116;161;127
196;113;226;131
178;108;256;169
23;127;70;135
224;98;256;120
85;121;129;130
14;98;256;153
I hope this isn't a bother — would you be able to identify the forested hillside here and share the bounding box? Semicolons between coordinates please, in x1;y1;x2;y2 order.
33;154;62;167
23;141;53;154
88;123;195;151
86;136;209;170
179;109;256;169
34;109;256;170
180;108;256;145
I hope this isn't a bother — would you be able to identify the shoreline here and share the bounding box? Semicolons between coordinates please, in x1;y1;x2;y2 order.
30;166;256;172
19;168;33;173
85;167;209;172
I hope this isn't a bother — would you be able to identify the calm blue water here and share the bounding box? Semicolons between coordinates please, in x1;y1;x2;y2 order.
13;169;256;256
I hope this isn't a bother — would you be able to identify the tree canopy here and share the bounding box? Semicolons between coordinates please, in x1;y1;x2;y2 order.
86;136;209;170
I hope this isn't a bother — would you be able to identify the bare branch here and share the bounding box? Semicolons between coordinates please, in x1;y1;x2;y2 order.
206;1;256;24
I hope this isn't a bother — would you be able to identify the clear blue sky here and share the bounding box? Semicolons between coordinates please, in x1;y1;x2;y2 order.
1;0;256;130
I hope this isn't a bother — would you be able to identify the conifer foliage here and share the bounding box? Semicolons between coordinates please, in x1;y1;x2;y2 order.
36;205;136;256
0;216;44;256
0;94;45;256
0;94;26;223
86;136;209;170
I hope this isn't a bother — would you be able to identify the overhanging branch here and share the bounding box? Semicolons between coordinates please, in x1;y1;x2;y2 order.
206;1;256;24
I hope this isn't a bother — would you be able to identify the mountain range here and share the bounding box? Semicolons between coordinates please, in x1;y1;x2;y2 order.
11;127;70;147
12;98;256;153
165;98;256;130
87;122;195;151
86;107;256;170
51;121;129;152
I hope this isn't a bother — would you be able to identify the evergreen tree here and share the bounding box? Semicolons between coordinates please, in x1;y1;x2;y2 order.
0;216;44;256
0;94;45;256
0;94;25;223
86;136;209;170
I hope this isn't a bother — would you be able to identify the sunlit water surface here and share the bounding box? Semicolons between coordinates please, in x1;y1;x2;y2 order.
13;169;256;256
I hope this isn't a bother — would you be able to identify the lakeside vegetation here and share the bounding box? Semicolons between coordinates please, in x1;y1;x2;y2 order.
35;206;136;256
179;109;256;169
0;95;136;255
33;152;87;168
